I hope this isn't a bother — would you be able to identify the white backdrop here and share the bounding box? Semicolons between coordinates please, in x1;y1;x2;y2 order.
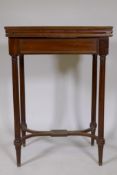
0;0;117;174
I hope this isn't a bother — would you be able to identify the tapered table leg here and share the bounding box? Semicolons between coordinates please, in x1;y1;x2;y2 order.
12;55;22;167
19;55;27;146
90;54;97;145
98;55;106;166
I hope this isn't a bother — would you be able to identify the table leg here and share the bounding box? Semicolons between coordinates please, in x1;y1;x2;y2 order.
90;54;97;145
98;55;106;166
19;55;27;146
12;55;22;167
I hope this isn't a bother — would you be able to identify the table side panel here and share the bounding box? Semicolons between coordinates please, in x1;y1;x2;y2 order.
19;38;98;54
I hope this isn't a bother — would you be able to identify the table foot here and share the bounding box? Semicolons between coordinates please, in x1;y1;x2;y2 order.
98;139;105;166
14;139;22;167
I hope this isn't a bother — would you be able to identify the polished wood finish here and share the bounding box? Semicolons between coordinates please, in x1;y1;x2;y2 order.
5;26;113;167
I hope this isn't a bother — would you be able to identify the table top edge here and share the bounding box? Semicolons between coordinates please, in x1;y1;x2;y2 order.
4;26;113;38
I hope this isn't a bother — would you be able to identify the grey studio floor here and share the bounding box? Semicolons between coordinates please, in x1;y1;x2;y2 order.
0;126;117;175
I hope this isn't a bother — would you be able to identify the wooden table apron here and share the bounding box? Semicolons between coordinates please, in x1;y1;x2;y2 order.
5;26;113;166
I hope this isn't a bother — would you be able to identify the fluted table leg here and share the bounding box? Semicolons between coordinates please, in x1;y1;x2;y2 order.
19;54;27;146
90;54;97;145
98;55;106;166
12;55;22;167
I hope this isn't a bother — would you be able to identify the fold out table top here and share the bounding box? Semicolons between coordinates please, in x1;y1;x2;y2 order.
5;26;113;38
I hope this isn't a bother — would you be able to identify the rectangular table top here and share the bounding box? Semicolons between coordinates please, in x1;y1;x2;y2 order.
5;26;113;38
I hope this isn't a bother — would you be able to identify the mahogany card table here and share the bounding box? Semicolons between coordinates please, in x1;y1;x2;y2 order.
5;26;113;166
